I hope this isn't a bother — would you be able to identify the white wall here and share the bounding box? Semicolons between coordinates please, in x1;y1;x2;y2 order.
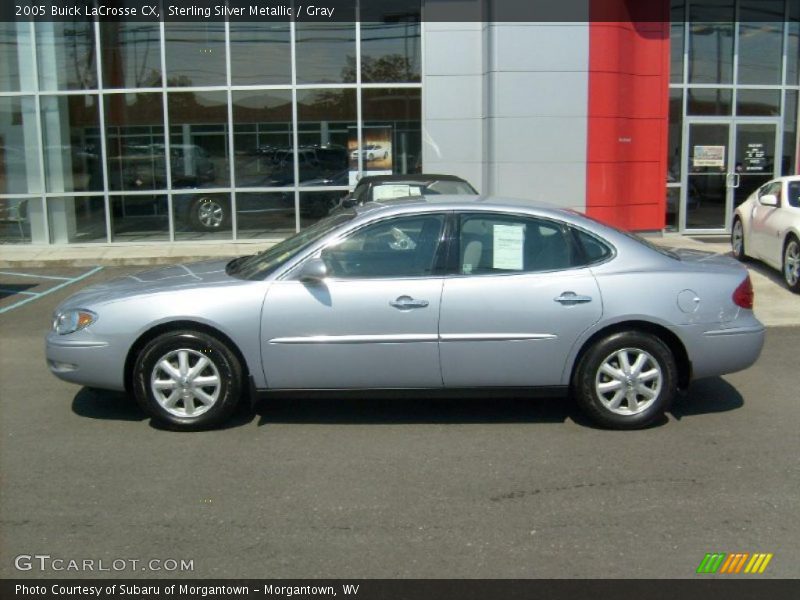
422;21;590;210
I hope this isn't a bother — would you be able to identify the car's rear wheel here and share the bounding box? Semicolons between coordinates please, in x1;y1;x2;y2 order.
731;217;747;261
133;330;242;430
784;236;800;293
574;331;677;429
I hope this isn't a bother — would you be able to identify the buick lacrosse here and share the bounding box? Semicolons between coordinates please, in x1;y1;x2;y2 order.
47;196;765;430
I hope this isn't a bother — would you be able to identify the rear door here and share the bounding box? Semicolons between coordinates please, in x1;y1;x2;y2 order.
439;213;603;388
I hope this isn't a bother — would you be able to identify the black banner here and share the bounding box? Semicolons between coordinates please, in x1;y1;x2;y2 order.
3;580;800;600
3;0;797;23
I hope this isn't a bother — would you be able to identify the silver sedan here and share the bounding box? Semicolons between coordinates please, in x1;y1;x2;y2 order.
46;197;765;431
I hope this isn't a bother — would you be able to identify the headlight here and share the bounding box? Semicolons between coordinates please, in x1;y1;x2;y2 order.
52;309;97;335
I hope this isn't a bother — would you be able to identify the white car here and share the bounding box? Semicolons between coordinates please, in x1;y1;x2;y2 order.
732;176;800;293
350;144;389;162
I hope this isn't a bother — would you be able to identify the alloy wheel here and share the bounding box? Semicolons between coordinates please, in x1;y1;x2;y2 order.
594;348;663;416
732;220;744;257
785;239;800;287
150;348;221;418
197;198;224;229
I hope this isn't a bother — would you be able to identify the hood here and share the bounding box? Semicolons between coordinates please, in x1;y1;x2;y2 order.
58;259;241;308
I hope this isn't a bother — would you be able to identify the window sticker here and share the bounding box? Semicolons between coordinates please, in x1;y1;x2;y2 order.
373;184;412;201
493;223;525;270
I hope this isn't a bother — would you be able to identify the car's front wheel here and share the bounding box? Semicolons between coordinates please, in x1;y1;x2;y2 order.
133;330;243;430
573;331;677;429
784;235;800;293
731;217;747;261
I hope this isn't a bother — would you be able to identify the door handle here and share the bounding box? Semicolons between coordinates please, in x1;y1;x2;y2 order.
554;291;592;305
390;295;429;310
726;173;741;188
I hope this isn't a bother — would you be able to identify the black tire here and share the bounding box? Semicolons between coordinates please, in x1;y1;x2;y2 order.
133;330;243;431
573;331;677;430
783;235;800;294
190;196;229;232
731;217;747;262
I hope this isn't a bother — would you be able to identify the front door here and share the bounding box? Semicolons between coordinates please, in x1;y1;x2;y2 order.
683;120;779;232
260;213;446;389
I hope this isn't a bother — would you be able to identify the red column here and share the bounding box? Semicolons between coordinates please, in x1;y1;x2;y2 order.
586;0;670;231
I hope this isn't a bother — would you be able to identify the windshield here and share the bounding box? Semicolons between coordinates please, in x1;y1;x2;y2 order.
228;211;355;280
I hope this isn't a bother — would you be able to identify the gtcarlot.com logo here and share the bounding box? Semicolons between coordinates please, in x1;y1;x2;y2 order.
696;552;773;574
14;554;194;573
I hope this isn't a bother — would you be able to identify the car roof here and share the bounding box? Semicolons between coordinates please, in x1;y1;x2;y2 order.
357;174;472;185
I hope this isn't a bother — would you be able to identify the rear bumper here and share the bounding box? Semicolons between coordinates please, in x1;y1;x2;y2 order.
680;323;766;380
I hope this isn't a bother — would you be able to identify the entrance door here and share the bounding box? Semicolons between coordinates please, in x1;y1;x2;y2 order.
682;120;778;232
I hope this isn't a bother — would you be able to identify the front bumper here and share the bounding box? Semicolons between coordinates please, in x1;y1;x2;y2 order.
45;333;126;391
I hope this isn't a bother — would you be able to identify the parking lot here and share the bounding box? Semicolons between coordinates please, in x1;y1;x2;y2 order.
0;265;798;579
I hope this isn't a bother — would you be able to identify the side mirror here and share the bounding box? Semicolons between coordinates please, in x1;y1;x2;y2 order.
760;194;779;207
296;257;328;283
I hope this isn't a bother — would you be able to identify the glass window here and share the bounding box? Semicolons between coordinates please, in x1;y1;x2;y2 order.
110;195;169;242
36;22;97;91
669;2;685;84
360;15;421;83
687;88;732;115
787;181;800;207
41;95;102;192
572;228;613;264
0;197;43;244
665;187;680;231
300;190;348;228
322;213;444;278
164;23;226;87
232;90;293;188
173;193;232;241
737;1;784;85
687;1;734;84
667;88;683;180
296;89;354;186
46;197;106;243
458;214;575;275
783;91;798;175
0;96;41;194
295;23;356;84
788;3;799;86
736;89;780;116
236;192;296;238
229;24;291;85
100;22;162;89
168;91;229;188
104;93;166;191
361;88;422;176
1;22;34;91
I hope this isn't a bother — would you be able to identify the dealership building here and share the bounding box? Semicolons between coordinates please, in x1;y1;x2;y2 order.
0;0;798;246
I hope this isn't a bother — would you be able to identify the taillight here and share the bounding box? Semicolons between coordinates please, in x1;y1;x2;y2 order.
732;275;754;309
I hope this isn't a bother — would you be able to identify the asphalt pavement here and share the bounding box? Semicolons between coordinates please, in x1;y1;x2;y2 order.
0;267;798;579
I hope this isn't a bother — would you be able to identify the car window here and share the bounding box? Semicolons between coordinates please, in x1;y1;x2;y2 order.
424;181;477;195
571;228;613;265
458;214;575;275
759;181;782;200
788;181;800;208
322;214;445;279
